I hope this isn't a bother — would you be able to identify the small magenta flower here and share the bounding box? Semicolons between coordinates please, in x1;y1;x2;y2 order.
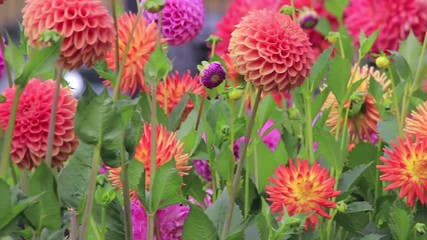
298;8;319;29
193;159;211;181
199;61;226;89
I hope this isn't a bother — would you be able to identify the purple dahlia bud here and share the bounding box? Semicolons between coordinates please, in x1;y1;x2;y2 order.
199;61;226;89
298;8;319;29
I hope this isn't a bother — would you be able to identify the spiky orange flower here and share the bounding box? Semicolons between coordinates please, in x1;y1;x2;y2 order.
108;123;190;197
378;135;427;207
104;12;160;95
405;101;427;136
156;70;205;117
266;159;340;231
323;65;390;142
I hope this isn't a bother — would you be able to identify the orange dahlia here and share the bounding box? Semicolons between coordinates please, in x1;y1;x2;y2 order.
323;65;390;142
378;135;427;207
104;13;160;95
266;159;340;230
156;70;205;117
22;0;115;70
229;9;314;92
405;101;427;136
108;123;190;195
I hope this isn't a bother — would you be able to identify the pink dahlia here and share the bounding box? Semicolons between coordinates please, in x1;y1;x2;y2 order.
229;9;314;92
131;200;189;240
0;78;79;169
345;0;427;53
22;0;115;70
143;0;205;45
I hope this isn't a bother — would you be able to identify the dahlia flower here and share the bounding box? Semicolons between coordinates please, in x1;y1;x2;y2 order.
405;101;427;136
298;8;319;29
345;0;427;53
105;13;159;95
188;189;213;208
193;160;211;181
266;159;340;230
156;70;205;117
143;0;205;45
0;78;79;169
108;123;190;194
323;65;390;142
22;0;115;70
131;199;189;239
378;135;427;207
229;9;314;92
199;62;226;89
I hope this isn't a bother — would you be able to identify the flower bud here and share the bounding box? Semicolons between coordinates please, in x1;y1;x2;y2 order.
415;223;427;235
376;56;390;69
298;8;319;29
336;201;348;213
228;88;244;101
39;29;62;44
199;61;226;89
326;32;339;44
280;5;294;16
144;0;165;13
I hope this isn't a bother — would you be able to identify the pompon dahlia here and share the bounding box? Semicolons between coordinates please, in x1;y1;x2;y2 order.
266;159;340;231
323;65;390;142
344;0;427;53
378;135;427;207
131;199;189;239
229;9;314;92
143;0;205;46
105;13;159;95
108;123;190;195
405;101;427;136
22;0;115;70
0;78;79;169
199;61;226;89
156;70;205;117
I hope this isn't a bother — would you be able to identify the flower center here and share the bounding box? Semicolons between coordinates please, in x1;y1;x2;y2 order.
293;178;315;203
407;157;427;183
211;74;220;83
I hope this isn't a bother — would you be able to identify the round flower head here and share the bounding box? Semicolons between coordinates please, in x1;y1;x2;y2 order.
378;135;427;207
323;65;390;142
0;78;79;169
345;0;427;53
229;9;314;92
143;0;205;45
298;8;319;29
156;70;205;117
193;159;211;181
199;61;226;89
105;13;160;95
108;123;190;195
22;0;115;70
131;199;189;239
266;159;340;231
405;101;427;136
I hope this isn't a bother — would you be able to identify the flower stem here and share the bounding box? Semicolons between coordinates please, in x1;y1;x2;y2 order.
0;31;13;87
121;144;133;240
69;208;79;240
221;89;262;240
79;143;101;240
387;68;404;137
195;97;205;131
45;65;64;168
411;31;427;92
304;94;315;164
111;0;120;73
338;34;346;59
339;104;351;150
326;168;341;240
290;0;296;21
0;86;23;179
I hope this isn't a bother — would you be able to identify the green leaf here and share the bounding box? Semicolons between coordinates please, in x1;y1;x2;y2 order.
169;94;190;131
144;45;172;85
360;234;386;240
311;89;330;119
325;0;349;18
368;76;384;104
182;204;218;240
150;160;185;211
314;127;344;171
124;105;143;157
347;142;378;187
315;17;332;36
205;191;244;238
392;52;413;82
338;163;373;199
378;115;399;144
389;203;413;240
59;143;94;208
257;214;270;240
345;202;373;214
127;159;145;192
309;46;333;88
183;171;207;206
25;163;62;231
359;29;380;57
326;57;352;104
93;199;125;240
4;36;25;77
215;144;234;182
94;60;116;85
138;91;168;126
399;31;422;75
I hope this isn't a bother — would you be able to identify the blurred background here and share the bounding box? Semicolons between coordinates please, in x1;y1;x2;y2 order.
0;0;231;96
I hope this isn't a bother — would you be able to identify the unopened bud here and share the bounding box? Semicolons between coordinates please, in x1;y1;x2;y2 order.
280;5;294;16
376;56;390;69
144;0;165;13
336;201;348;213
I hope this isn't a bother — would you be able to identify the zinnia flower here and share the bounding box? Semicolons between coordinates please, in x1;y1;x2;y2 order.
229;9;314;92
0;78;79;169
156;70;205;117
377;135;427;207
405;101;427;136
108;123;190;195
22;0;115;70
199;61;226;89
323;65;390;142
344;0;427;53
105;13;160;95
131;199;189;239
266;159;340;230
193;160;211;181
143;0;205;46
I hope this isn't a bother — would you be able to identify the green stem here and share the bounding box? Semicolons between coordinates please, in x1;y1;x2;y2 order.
238;84;250;118
111;0;120;73
244;150;250;218
0;31;13;87
121;144;133;240
412;31;427;91
221;89;262;240
338;34;346;59
20;170;28;194
79;143;101;240
400;80;411;132
195;97;205;131
290;0;296;21
45;65;64;168
374;140;383;206
90;217;102;240
253;141;259;188
70;208;79;240
339;104;351;150
304;94;315;164
101;206;107;240
387;68;403;137
0;86;23;179
326;168;341;240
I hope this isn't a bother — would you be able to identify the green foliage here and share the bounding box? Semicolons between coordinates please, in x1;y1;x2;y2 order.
345;202;374;213
94;60;116;85
169;94;190;131
399;31;424;77
378;114;399;144
182;204;218;240
314;127;344;171
392;52;413;82
338;163;373;200
347;142;378;187
359;30;380;57
182;170;207;206
389;202;414;240
325;0;349;19
144;45;172;85
326;57;352;105
309;47;334;89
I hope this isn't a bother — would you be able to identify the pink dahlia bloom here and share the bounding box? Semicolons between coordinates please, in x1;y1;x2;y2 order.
229;9;314;92
0;78;79;169
345;0;427;53
143;0;205;45
131;200;189;240
22;0;115;70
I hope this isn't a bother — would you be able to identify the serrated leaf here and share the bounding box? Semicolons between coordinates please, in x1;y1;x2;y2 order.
345;202;373;213
360;30;380;56
182;204;218;240
310;46;333;88
378;115;399;144
314;127;344;171
94;60;116;85
389;204;413;240
214;144;234;182
347;142;377;187
169;94;190;131
138;91;168;126
368;76;383;104
144;45;172;85
399;31;422;75
124;105;143;157
127;159;145;191
4;36;25;77
326;57;352;104
338;163;373;199
311;88;330;119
